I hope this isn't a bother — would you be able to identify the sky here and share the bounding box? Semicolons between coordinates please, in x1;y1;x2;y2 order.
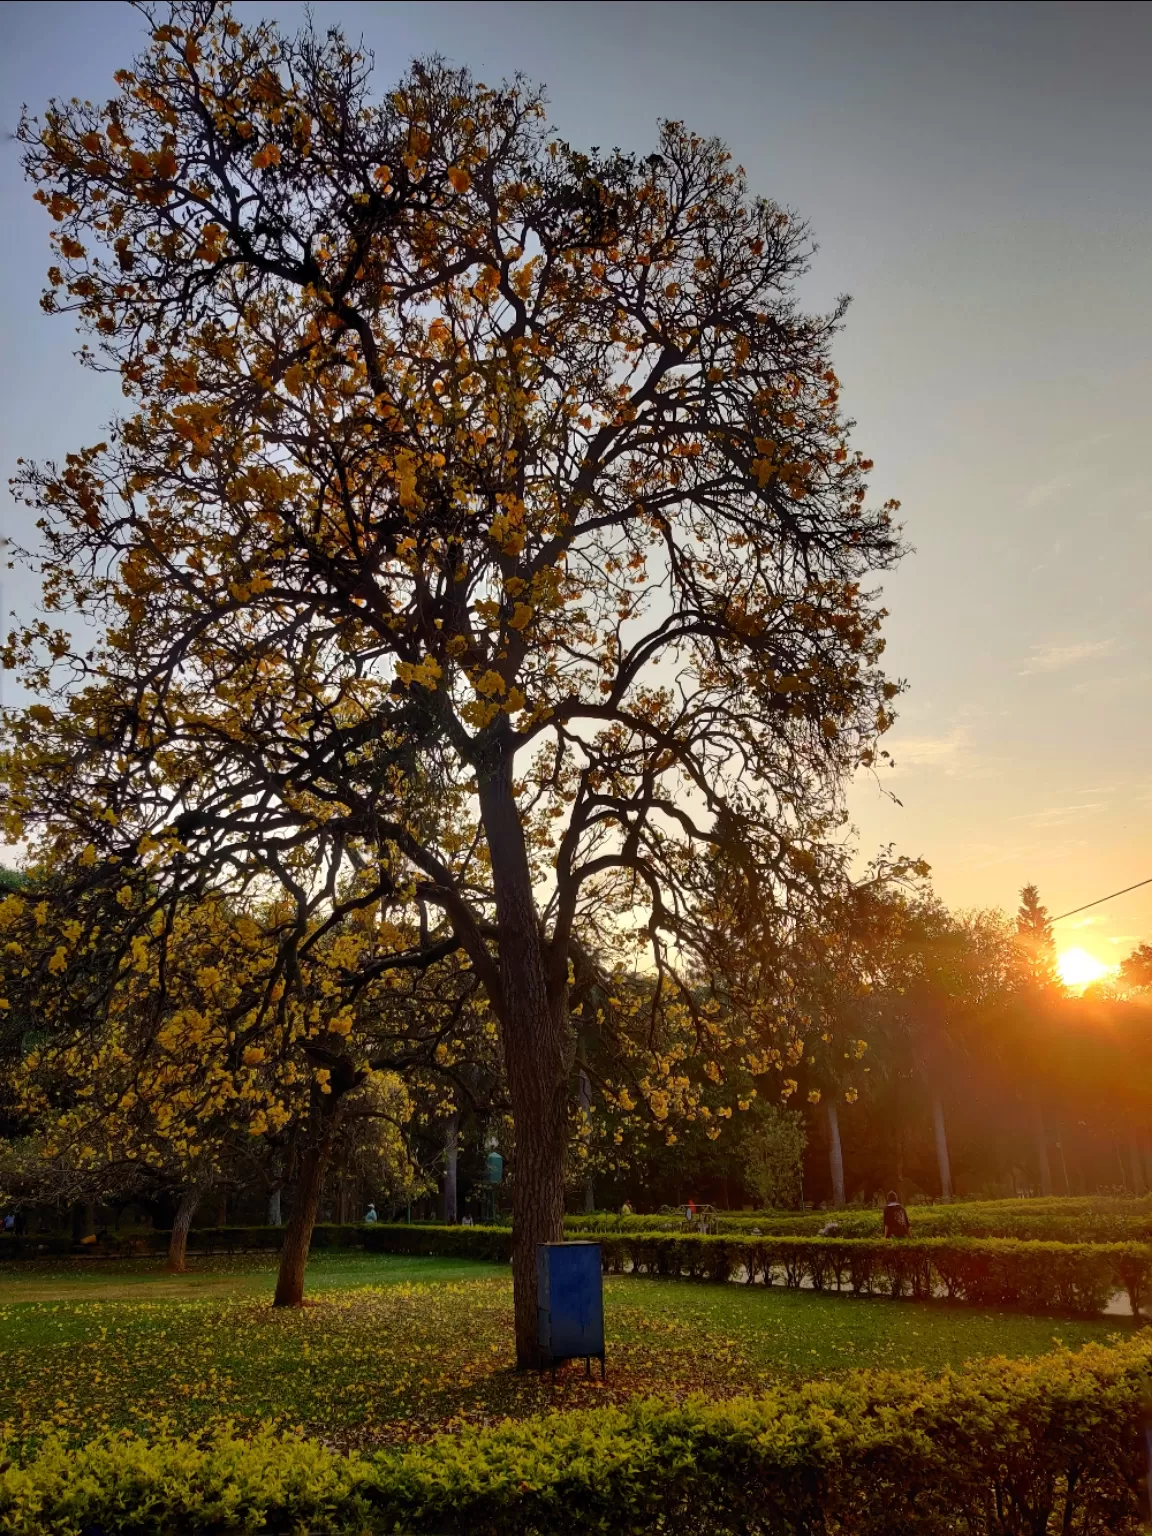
1;1;1150;970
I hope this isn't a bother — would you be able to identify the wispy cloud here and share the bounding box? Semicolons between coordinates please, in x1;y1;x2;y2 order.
1019;639;1116;676
1070;670;1147;699
879;728;998;781
1011;802;1106;829
887;732;965;769
1022;474;1071;510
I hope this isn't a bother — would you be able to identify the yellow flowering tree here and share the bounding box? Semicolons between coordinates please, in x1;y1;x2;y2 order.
0;882;432;1290
9;2;903;1363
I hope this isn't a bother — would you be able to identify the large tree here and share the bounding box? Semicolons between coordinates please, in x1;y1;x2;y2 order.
10;3;902;1363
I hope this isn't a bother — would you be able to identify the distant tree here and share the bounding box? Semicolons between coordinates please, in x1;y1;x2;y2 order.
1015;884;1060;993
1013;884;1060;1191
742;1102;806;1210
1121;944;1152;995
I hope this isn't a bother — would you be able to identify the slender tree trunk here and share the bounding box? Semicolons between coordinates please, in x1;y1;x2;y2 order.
267;1185;282;1227
932;1096;953;1201
1062;1130;1081;1198
893;1078;904;1201
827;1101;846;1208
1142;1135;1152;1193
478;759;569;1369
1033;1104;1053;1196
168;1185;203;1273
1071;1136;1086;1196
579;1069;594;1214
442;1112;459;1225
273;1139;329;1307
1130;1138;1147;1196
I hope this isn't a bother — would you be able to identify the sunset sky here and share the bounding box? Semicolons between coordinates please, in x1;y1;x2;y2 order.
2;1;1149;969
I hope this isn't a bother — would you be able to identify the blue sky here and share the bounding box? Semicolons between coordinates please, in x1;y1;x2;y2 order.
2;1;1150;962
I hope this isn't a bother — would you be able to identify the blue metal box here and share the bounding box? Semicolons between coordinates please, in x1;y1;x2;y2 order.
536;1241;605;1375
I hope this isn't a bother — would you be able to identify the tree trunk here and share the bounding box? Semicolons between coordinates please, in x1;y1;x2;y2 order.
1071;1137;1086;1196
1116;1141;1130;1192
442;1113;459;1225
1055;1132;1071;1196
893;1078;904;1201
508;1082;567;1364
1142;1135;1152;1193
1033;1104;1053;1196
267;1185;282;1227
168;1185;203;1273
273;1139;329;1307
477;758;569;1369
932;1096;953;1201
1130;1138;1147;1196
827;1101;846;1208
579;1069;594;1214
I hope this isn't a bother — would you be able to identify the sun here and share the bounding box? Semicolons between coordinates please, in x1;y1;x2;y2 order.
1056;947;1114;991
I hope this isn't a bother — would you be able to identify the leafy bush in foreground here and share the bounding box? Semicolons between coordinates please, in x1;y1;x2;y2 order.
1;1335;1149;1533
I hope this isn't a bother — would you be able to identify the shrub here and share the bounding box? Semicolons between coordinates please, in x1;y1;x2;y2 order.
1;1336;1150;1532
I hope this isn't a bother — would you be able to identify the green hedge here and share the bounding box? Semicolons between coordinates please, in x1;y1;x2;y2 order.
6;1221;1146;1318
566;1195;1152;1244
361;1222;513;1262
2;1335;1150;1533
361;1223;1149;1316
599;1231;1145;1315
0;1223;370;1262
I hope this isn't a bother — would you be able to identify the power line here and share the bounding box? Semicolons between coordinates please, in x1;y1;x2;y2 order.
1050;876;1152;924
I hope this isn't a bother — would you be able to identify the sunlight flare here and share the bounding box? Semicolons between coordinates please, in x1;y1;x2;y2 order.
1056;947;1114;990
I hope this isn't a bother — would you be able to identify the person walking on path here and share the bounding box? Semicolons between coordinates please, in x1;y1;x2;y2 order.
882;1189;910;1238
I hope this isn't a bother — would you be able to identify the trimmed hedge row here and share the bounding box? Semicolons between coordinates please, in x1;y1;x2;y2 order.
601;1232;1149;1315
566;1195;1152;1244
360;1222;1152;1316
6;1221;1147;1316
2;1336;1151;1533
0;1223;370;1262
362;1222;513;1263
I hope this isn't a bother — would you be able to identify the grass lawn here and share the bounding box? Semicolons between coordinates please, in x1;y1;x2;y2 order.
0;1251;1136;1453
